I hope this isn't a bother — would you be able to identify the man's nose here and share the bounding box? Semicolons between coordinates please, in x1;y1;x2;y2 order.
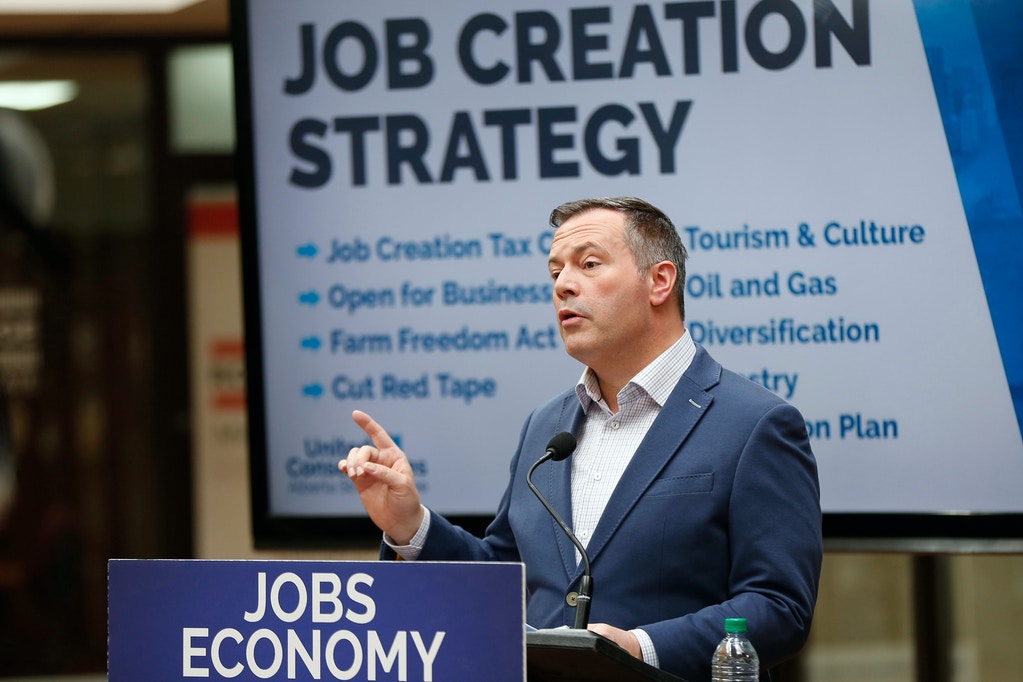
553;271;576;299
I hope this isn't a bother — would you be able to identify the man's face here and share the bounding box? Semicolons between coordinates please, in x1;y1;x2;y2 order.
547;208;652;373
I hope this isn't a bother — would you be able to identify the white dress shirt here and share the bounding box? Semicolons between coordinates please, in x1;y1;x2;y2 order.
568;331;695;666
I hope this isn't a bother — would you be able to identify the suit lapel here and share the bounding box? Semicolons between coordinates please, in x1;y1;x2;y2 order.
579;347;721;571
541;396;586;577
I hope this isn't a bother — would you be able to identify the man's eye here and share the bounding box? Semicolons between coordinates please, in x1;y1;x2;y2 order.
550;270;561;280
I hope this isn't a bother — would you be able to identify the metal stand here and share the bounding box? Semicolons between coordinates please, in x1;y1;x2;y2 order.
912;554;953;682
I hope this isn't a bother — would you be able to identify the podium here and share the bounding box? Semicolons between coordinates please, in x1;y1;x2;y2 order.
527;628;690;682
109;559;529;682
109;559;694;682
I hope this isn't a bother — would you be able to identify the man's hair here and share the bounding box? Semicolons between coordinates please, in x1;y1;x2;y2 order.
549;196;688;321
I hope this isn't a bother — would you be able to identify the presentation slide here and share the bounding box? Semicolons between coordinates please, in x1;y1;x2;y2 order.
233;0;1023;543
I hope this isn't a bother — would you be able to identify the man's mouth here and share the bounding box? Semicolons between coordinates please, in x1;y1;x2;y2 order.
558;308;582;324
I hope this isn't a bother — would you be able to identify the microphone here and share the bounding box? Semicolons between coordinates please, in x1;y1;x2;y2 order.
544;431;577;463
526;432;594;630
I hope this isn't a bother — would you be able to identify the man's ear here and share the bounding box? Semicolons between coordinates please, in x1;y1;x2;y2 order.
648;261;677;307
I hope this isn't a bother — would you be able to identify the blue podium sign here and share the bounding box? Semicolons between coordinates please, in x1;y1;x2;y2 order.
109;559;525;681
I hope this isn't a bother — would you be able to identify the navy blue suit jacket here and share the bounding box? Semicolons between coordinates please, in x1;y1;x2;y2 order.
394;346;822;681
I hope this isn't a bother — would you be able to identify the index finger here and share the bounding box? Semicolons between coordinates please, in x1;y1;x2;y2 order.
352;410;399;451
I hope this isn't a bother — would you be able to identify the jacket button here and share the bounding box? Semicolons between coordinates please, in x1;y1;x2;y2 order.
566;592;579;606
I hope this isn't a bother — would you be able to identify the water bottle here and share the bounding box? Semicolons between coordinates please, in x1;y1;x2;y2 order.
711;617;759;682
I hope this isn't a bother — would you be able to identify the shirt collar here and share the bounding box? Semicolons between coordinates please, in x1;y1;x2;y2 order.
575;330;696;411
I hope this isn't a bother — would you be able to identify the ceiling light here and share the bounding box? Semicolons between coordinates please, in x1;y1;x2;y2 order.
0;1;203;13
0;81;79;111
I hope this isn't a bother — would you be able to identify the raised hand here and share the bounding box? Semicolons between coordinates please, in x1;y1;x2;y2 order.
338;410;425;544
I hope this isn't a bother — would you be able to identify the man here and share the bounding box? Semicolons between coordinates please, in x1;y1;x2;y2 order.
340;197;822;682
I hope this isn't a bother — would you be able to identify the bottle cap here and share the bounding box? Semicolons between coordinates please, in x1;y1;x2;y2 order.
724;617;748;633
